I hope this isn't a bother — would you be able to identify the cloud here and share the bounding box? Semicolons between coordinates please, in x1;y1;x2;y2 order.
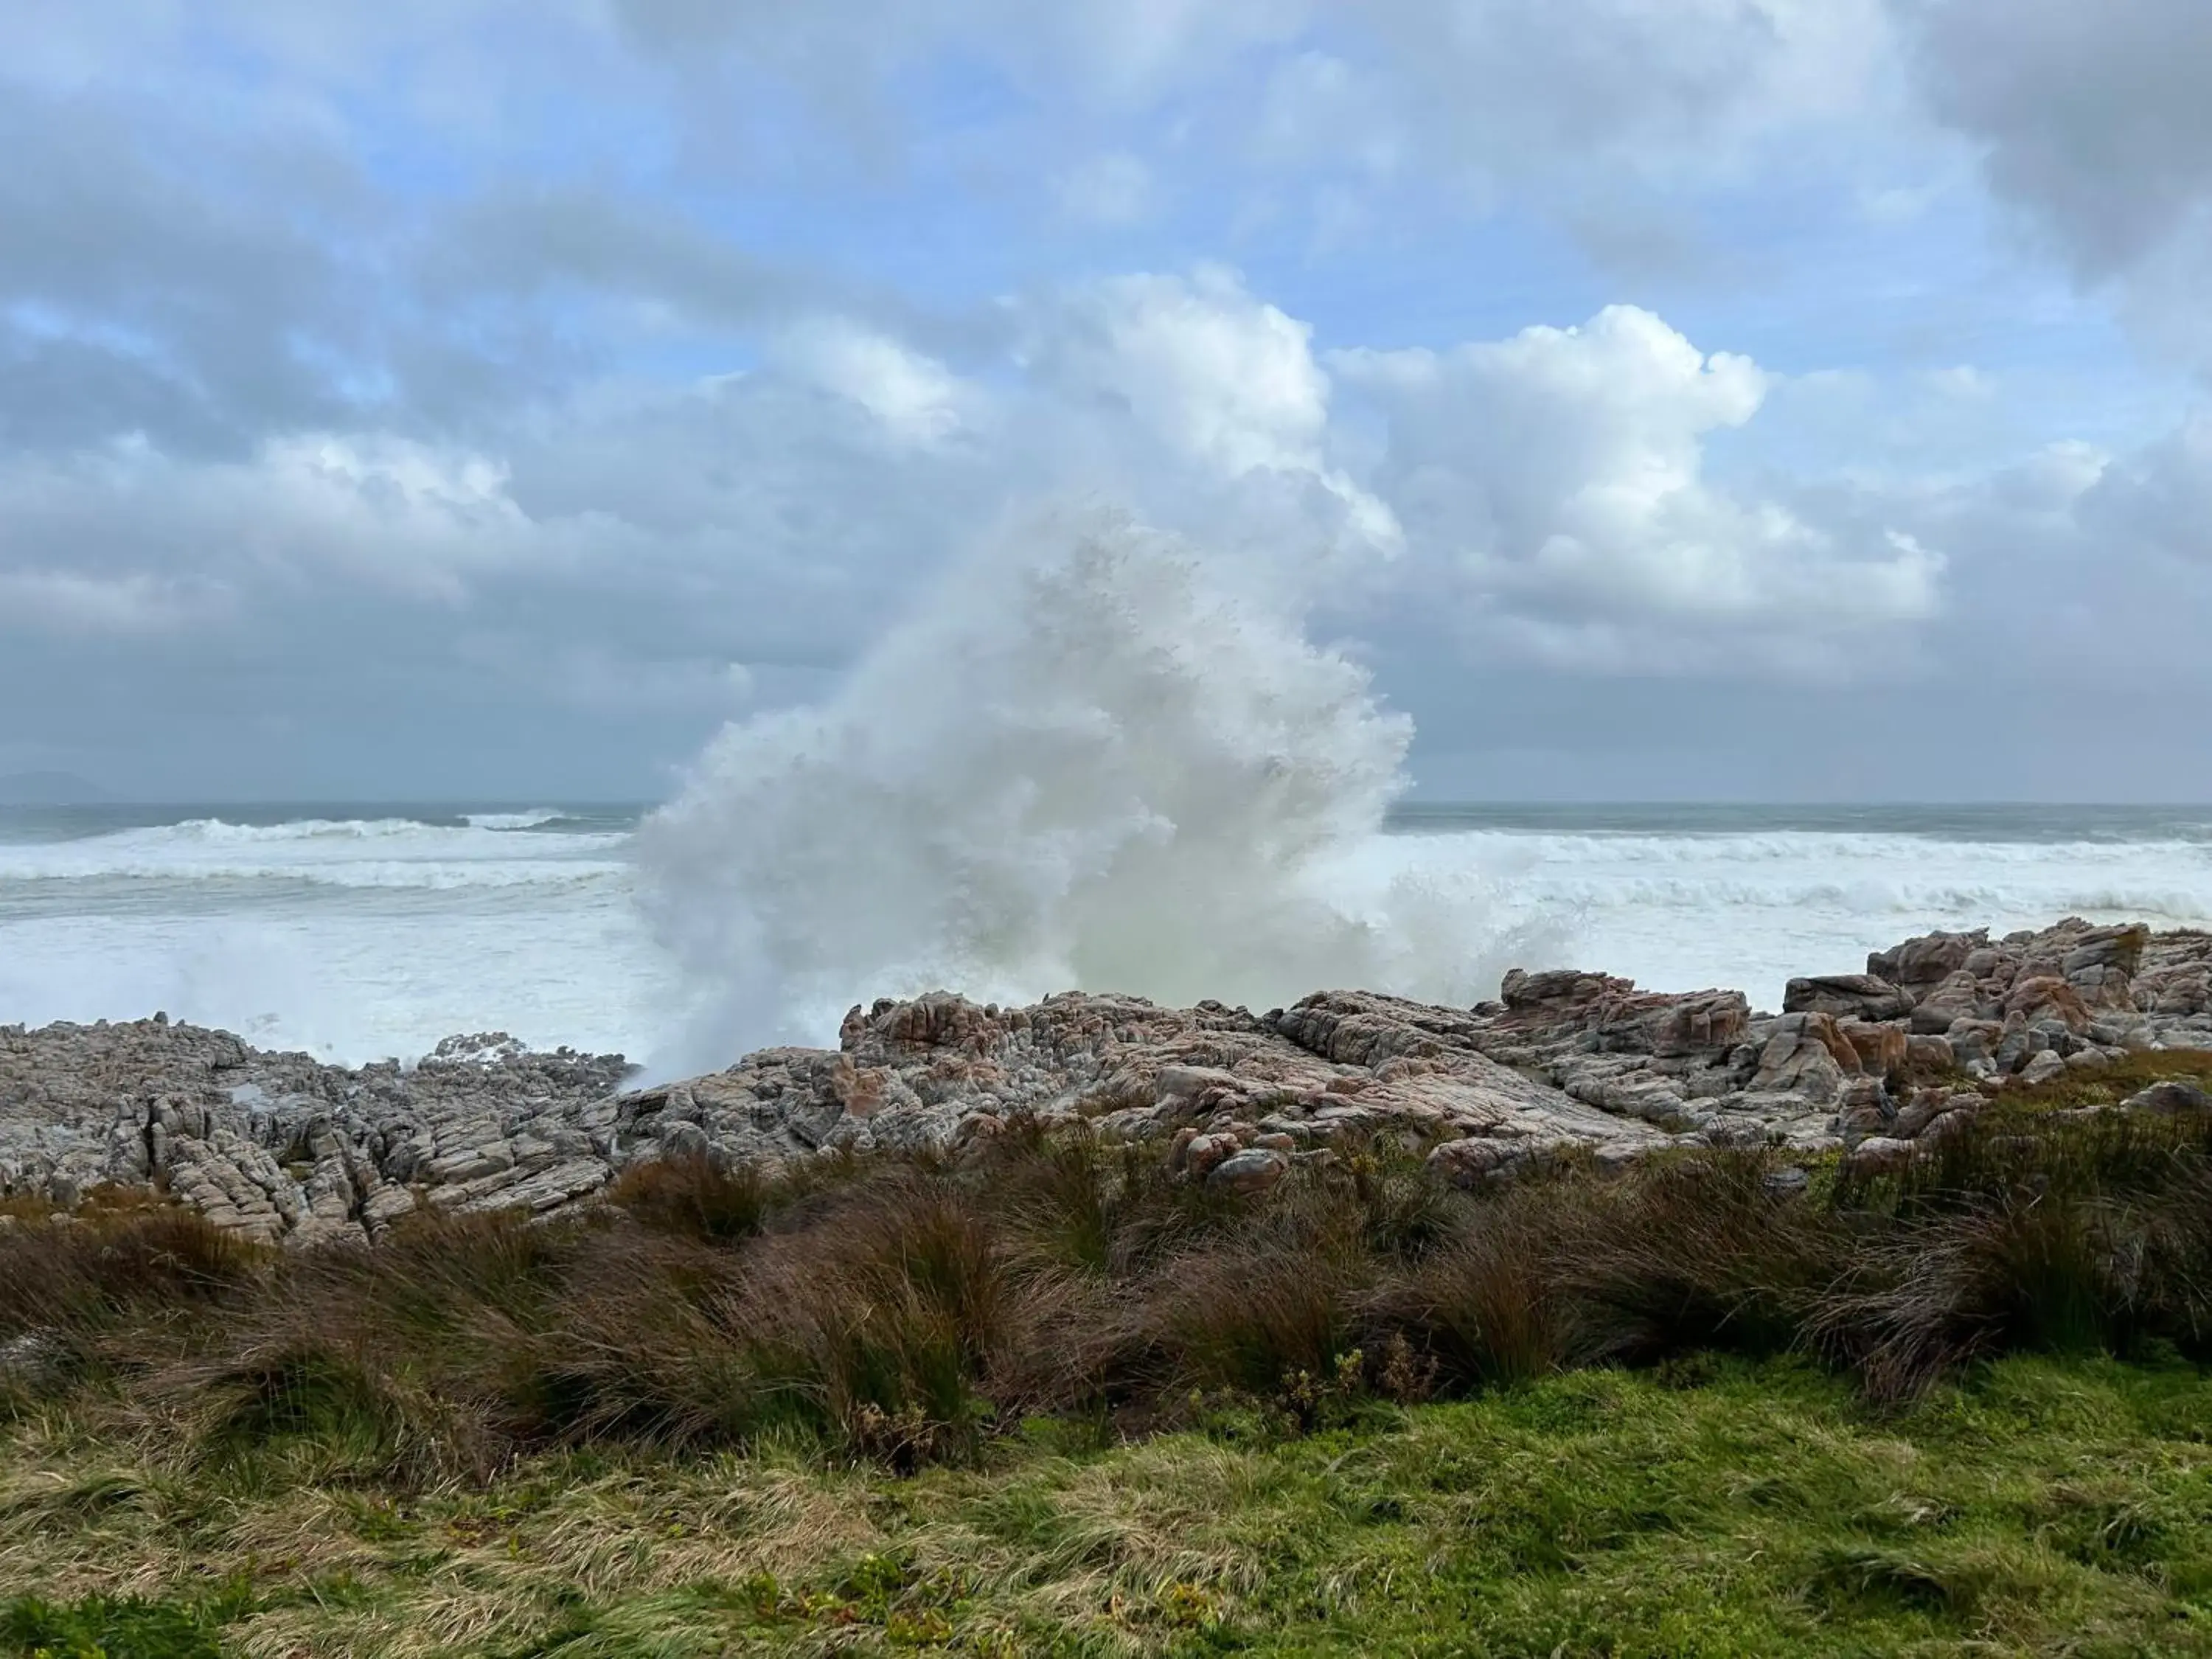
1;0;2204;803
0;568;225;636
1030;266;1333;477
771;321;979;447
1337;306;1943;672
1055;152;1155;226
2078;417;2212;566
1897;0;2212;368
1901;0;2212;276
1020;267;1400;560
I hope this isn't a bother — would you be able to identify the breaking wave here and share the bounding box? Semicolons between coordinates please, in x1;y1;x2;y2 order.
0;817;627;888
636;510;1540;1062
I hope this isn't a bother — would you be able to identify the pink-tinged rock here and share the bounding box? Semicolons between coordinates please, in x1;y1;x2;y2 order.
1206;1148;1288;1195
2003;977;2093;1034
1844;1136;1917;1176
1786;975;1907;1022
1426;1136;1529;1187
1838;1019;1909;1079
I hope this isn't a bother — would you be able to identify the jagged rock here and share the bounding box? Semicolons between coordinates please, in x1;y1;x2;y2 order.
1868;931;1986;1000
10;917;2212;1240
1208;1147;1288;1195
2018;1049;2067;1088
1785;975;1907;1022
1837;1019;1908;1079
0;1017;632;1244
2003;977;2093;1034
1910;972;1991;1034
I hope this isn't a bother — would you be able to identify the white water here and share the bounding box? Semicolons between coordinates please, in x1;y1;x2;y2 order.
0;811;668;1063
633;512;1546;1071
5;802;2212;1069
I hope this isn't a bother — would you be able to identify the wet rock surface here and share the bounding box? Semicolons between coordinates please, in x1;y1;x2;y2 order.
6;917;2212;1240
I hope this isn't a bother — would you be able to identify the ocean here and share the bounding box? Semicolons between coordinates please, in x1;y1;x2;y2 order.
4;801;2211;1069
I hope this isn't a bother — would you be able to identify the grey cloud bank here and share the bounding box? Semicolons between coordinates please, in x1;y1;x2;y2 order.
1;0;2209;801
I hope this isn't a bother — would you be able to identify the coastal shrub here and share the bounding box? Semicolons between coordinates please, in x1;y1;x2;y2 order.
0;1206;261;1362
192;1341;415;1476
1814;1108;2212;1397
1553;1152;1846;1363
1365;1190;1572;1388
605;1152;773;1242
501;1230;794;1450
27;1091;2212;1478
1138;1239;1365;1398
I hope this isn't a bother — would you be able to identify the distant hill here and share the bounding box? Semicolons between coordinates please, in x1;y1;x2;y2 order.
0;771;111;805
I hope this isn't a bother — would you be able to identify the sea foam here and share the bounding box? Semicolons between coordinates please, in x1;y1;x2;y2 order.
634;509;1540;1068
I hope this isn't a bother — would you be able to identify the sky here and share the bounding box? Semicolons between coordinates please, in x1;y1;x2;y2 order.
2;0;2210;802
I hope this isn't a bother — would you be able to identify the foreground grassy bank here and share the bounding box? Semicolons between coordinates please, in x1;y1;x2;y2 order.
10;1074;2212;1653
7;1353;2212;1655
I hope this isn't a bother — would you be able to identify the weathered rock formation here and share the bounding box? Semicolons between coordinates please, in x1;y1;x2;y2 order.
6;917;2211;1242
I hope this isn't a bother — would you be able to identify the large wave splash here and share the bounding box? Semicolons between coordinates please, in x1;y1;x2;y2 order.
635;510;1534;1066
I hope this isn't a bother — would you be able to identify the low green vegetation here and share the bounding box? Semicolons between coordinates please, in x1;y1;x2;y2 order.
7;1073;2212;1654
7;1355;2212;1655
1994;1046;2212;1113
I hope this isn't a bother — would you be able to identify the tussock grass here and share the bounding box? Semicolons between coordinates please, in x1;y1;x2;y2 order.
8;1101;2212;1646
10;1109;2212;1472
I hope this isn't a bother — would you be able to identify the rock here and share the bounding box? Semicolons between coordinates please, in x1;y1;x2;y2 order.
2060;925;2148;1009
1207;1148;1288;1195
1785;975;1907;1022
1868;931;1985;998
1748;1015;1852;1103
1917;1105;1978;1145
2124;1080;2212;1116
1893;1087;1966;1139
1903;1034;1955;1073
1910;972;1989;1034
10;918;2212;1242
1945;1020;2003;1069
1843;1136;1917;1176
1183;1133;1237;1178
1837;1019;1908;1079
2004;977;2093;1034
1426;1135;1535;1186
2018;1049;2067;1088
1761;1166;1812;1198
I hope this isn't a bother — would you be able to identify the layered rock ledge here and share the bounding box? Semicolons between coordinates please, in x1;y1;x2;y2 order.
5;917;2211;1242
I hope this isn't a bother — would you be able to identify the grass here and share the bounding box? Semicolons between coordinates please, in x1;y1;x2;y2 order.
7;1355;2212;1654
10;1071;2212;1652
1989;1048;2212;1113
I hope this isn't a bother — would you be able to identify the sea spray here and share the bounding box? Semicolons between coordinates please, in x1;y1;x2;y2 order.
634;509;1538;1066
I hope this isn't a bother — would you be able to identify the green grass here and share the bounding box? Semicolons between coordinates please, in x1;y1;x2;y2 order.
7;1353;2212;1655
1950;1048;2212;1114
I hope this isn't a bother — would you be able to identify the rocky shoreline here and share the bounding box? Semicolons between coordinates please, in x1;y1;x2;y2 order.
5;917;2211;1243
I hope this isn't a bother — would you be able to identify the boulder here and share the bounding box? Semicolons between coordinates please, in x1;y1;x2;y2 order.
2124;1080;2212;1116
1837;1019;1908;1079
1207;1147;1289;1195
2003;977;2093;1034
1784;975;1907;1022
1868;931;1986;997
1843;1136;1917;1176
1910;971;1990;1034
